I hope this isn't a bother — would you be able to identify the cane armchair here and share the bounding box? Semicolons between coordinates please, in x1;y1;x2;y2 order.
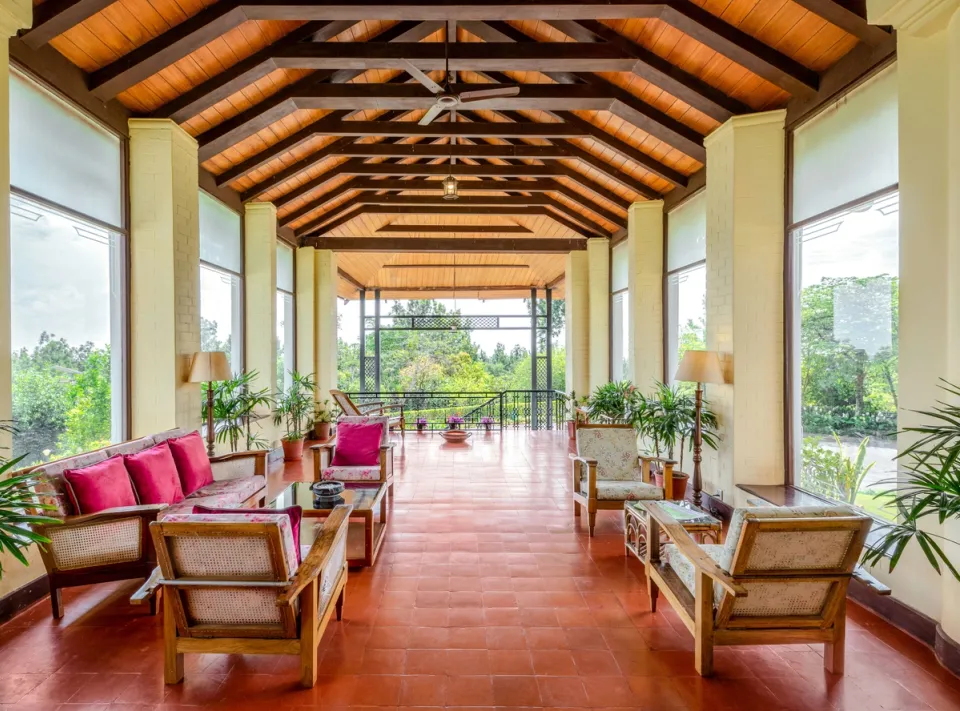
313;416;395;500
570;423;668;536
131;506;351;688
643;502;872;676
330;389;405;436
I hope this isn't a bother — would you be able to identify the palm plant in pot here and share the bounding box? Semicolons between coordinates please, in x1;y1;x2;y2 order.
313;399;334;441
274;371;317;461
203;371;273;452
585;380;645;425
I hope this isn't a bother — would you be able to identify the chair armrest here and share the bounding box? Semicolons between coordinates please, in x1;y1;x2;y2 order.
210;450;267;478
311;442;336;474
638;454;677;465
853;565;892;595
380;443;396;452
311;443;336;452
643;502;746;598
356;401;385;412
130;567;163;605
277;505;353;606
52;504;167;528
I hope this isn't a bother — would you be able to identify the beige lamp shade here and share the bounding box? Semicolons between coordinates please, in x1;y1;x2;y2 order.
675;350;726;385
188;351;231;383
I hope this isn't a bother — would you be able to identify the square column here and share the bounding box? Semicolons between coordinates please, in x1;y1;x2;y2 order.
565;250;590;397
314;249;338;400
704;110;786;499
244;202;278;445
587;238;610;391
296;245;316;376
627;200;664;391
128;119;201;436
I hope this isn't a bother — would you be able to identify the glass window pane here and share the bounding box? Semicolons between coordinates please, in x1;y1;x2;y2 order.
199;192;242;273
10;195;125;463
10;72;123;229
667;191;706;272
793;191;899;519
277;243;294;293
610;292;630;381
277;291;295;392
200;264;243;372
665;264;706;383
792;66;898;224
611;242;629;292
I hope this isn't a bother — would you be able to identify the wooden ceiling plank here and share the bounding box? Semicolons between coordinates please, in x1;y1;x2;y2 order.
542;195;613;235
783;0;892;46
314;236;585;252
376;224;533;233
338;266;365;289
21;0;120;48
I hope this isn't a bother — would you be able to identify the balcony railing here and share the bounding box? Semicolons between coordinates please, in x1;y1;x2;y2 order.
344;391;566;431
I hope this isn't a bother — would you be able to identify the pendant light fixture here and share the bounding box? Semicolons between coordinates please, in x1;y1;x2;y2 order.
443;133;458;200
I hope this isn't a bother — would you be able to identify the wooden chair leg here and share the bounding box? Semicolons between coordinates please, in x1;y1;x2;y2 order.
163;590;184;684
49;586;63;620
336;586;345;621
148;587;160;616
694;570;714;676
300;579;319;688
824;598;846;675
647;577;659;613
574;500;581;517
588;511;597;537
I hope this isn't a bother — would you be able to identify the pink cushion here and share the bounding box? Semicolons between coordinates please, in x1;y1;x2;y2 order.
167;432;214;496
331;421;383;466
124;442;184;505
192;505;303;563
63;455;137;514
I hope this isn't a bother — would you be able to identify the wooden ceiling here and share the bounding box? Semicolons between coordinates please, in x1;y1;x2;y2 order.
22;0;893;298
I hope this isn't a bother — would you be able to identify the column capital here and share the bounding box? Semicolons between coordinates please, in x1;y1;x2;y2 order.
0;0;31;37
129;118;198;152
586;236;610;245
868;0;958;34
704;109;786;149
628;199;664;216
244;201;277;218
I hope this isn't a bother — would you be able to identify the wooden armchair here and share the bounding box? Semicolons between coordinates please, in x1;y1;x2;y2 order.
330;389;405;436
132;506;351;688
570;423;667;536
642;501;872;676
312;415;395;500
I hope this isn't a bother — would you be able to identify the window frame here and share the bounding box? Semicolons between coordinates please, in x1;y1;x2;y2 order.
276;239;297;392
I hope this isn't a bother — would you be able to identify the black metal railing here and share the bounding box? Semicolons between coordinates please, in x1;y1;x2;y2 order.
344;390;567;431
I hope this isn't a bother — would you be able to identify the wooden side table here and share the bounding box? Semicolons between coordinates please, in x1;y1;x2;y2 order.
624;499;722;560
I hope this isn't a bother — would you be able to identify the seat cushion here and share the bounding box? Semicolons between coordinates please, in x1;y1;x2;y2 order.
663;543;731;604
193;505;303;563
332;419;384;466
63;455;137;514
160;493;244;519
323;465;382;482
190;475;266;505
167;432;214;496
591;480;663;501
124;442;184;505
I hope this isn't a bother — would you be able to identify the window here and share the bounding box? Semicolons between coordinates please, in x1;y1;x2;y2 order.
9;72;125;463
790;65;899;519
199;192;243;372
665;191;707;383
611;242;629;381
277;242;295;392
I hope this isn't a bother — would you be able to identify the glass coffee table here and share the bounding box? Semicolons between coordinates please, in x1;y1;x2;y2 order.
624;499;722;561
270;482;388;567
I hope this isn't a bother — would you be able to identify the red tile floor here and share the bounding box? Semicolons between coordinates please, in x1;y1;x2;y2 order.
1;429;959;710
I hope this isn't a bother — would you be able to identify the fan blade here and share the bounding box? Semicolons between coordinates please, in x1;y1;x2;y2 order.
400;59;444;94
418;103;446;126
458;86;521;102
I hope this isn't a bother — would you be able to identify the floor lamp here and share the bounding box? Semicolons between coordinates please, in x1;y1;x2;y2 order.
674;350;726;509
188;351;232;457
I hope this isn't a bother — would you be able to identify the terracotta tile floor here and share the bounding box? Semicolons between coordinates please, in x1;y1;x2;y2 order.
2;430;959;710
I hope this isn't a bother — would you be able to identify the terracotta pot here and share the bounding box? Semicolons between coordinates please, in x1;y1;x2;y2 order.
282;437;305;461
655;471;689;500
417;423;426;432
315;422;331;440
567;420;576;440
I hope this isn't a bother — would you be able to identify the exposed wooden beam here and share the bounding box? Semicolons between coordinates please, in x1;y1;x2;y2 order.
241;1;664;21
307;237;587;253
21;0;119;48
367;284;551;292
377;224;533;233
278;119;591;138
332;143;571;159
785;0;893;46
383;263;530;268
546;272;565;288
300;160;599;178
361;195;554;207
338;267;365;290
348;178;560;192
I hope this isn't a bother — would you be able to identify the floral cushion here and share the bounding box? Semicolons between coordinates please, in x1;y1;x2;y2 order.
323;465;382;482
592;480;662;501
664;543;731;604
575;428;641;481
160;493;240;519
190;475;266;504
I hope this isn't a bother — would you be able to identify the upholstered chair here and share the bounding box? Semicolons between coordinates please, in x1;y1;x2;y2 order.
645;502;872;676
132;506;351;688
570;423;666;536
312;415;395;500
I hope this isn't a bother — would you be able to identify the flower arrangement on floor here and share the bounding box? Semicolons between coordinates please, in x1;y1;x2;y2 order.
447;414;465;430
481;416;495;431
416;417;428;432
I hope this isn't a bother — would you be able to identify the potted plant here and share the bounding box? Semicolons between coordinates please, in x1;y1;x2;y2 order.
313;399;334;440
416;417;428;432
586;380;646;426
202;371;273;452
274;371;317;461
481;415;495;431
447;414;465;430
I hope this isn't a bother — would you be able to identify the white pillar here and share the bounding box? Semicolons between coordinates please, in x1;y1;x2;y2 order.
628;200;664;391
868;0;960;643
704;110;786;500
314;249;338;400
296;245;316;377
128;119;200;436
243;202;278;445
565;250;590;398
587;237;610;391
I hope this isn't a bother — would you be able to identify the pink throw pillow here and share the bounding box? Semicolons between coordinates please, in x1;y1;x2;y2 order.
192;505;304;563
331;421;383;466
167;432;214;496
124;442;184;505
63;455;137;514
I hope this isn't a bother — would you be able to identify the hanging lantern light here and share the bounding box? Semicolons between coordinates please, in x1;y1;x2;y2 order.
442;173;459;200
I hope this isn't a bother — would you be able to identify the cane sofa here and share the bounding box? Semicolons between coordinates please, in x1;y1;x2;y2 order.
26;428;268;619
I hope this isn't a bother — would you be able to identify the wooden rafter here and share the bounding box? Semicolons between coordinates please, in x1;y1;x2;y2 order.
376;224;533;233
304;237;587;252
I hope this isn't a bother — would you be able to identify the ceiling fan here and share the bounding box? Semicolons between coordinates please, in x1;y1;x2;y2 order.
401;31;519;126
